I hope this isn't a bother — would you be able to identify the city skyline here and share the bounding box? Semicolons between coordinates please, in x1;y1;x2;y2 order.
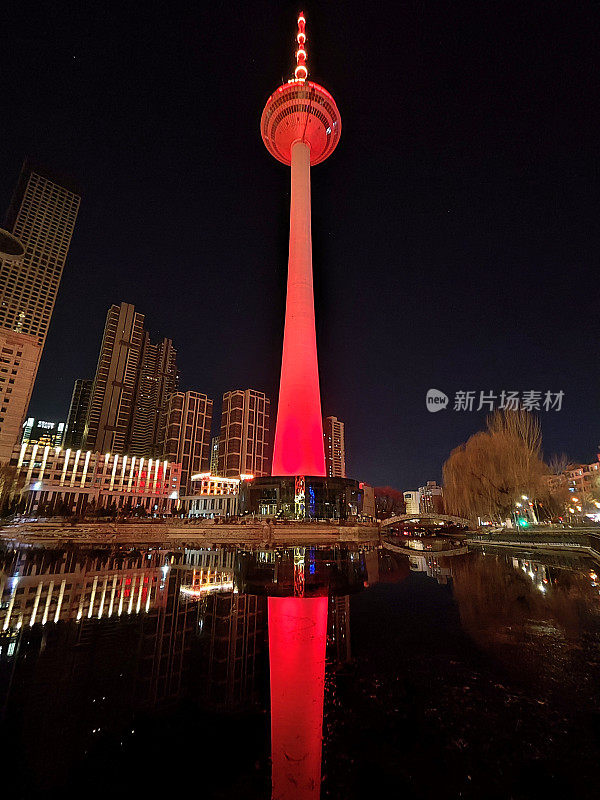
1;3;597;487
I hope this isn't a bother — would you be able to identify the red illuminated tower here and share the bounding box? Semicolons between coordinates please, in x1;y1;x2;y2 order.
261;12;341;477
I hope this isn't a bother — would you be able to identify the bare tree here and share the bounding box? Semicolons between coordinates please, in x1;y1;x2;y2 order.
548;452;570;476
443;410;547;523
374;486;405;517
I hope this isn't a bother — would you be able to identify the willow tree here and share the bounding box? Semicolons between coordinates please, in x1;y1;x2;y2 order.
442;409;546;523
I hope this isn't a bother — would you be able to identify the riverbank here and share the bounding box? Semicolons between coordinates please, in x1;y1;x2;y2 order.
0;519;381;547
467;526;600;562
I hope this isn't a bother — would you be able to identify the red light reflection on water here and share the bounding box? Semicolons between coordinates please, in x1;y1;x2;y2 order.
268;596;328;800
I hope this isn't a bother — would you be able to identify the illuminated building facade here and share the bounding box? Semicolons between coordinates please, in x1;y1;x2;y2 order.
1;160;80;343
419;480;444;514
11;442;181;515
21;417;65;447
210;435;220;475
0;162;80;462
403;490;420;514
218;389;271;478
63;378;92;449
324;415;346;477
0;322;40;461
180;472;241;517
83;302;145;453
129;333;177;457
83;302;178;458
163;390;212;495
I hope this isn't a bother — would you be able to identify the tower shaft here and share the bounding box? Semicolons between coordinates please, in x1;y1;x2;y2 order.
271;140;326;476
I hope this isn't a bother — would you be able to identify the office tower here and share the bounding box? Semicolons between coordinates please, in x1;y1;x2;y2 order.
218;389;270;478
0;310;40;462
324;416;346;478
83;302;145;453
419;480;444;514
261;13;340;476
129;334;177;457
210;435;220;475
1;160;81;343
21;417;65;447
63;378;92;449
0;162;80;461
163;391;213;495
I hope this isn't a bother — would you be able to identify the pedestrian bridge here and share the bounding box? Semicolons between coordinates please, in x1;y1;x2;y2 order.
381;512;471;528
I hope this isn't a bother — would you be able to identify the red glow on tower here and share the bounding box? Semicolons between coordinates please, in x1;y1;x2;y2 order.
268;596;328;800
261;12;341;477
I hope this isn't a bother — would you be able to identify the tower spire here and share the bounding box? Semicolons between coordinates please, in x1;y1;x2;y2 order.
295;11;307;81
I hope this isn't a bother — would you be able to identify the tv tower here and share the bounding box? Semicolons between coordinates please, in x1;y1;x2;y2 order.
261;11;341;477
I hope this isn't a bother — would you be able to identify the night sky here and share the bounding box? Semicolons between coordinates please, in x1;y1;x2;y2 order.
1;1;598;489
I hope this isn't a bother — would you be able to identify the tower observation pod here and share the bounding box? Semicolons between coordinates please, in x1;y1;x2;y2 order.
261;11;341;477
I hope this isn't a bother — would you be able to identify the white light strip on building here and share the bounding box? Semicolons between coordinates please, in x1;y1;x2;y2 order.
70;450;81;486
121;455;127;490
128;456;136;491
17;441;27;469
118;579;125;616
98;576;108;618
81;450;92;487
38;445;51;481
153;459;160;492
2;583;17;631
61;448;71;484
109;454;119;491
107;574;117;617
25;443;39;485
128;575;137;614
29;582;43;626
87;575;98;618
41;581;54;625
136;574;144;613
53;580;66;623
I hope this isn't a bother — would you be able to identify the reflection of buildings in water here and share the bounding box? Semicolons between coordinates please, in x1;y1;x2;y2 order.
180;547;236;597
327;595;351;665
0;556;200;789
235;545;372;598
0;543;373;795
409;553;453;585
0;548;172;633
196;592;266;711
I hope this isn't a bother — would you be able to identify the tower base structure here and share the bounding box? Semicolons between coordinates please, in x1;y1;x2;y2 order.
239;475;361;520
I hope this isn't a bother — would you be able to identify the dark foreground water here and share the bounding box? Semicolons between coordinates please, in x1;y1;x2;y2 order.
1;541;599;799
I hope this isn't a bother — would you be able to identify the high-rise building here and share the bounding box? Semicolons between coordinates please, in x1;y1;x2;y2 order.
0;162;80;461
63;378;92;449
163;391;213;495
1;160;81;344
129;334;177;457
21;417;65;447
210;435;220;475
324;416;346;478
83;302;145;454
419;481;444;514
218;389;270;478
261;13;340;477
0;315;40;462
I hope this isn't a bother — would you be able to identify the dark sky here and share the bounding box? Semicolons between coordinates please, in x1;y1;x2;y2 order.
1;1;598;489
